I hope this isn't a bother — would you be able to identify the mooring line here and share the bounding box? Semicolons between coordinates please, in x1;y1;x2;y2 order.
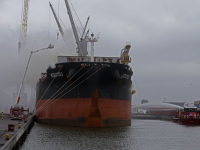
36;64;97;113
35;67;62;109
35;65;84;113
36;66;102;115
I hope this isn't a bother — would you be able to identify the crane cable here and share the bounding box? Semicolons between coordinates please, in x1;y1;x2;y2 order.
57;0;60;39
69;0;83;29
48;6;51;42
70;11;81;38
69;0;83;37
58;0;60;29
53;6;75;41
36;66;103;115
36;64;98;114
47;65;96;100
35;65;85;113
36;64;96;113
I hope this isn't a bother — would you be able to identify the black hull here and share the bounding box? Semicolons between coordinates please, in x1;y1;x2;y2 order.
36;62;133;101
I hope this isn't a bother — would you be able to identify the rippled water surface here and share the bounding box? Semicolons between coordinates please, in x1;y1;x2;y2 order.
20;119;200;150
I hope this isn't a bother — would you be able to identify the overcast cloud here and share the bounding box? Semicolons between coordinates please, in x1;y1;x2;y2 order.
0;0;200;112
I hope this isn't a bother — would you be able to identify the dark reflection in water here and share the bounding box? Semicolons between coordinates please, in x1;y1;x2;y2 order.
20;119;200;150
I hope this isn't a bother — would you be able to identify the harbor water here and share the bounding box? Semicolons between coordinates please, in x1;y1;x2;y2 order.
20;119;200;150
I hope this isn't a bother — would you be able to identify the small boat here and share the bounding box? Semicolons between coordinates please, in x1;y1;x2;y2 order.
172;103;200;125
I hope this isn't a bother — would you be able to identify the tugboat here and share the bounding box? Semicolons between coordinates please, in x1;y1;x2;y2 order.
172;103;200;125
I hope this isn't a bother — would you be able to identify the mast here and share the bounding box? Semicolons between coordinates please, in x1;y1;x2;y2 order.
86;33;99;62
64;0;83;56
49;2;65;38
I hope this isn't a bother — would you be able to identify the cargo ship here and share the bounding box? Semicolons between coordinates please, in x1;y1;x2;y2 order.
35;0;134;127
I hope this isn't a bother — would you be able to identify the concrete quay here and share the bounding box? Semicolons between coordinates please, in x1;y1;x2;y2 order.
132;114;173;121
0;114;34;150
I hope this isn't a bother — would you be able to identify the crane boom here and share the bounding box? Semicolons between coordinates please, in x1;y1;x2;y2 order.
64;0;83;56
81;16;90;40
49;2;65;38
18;0;30;55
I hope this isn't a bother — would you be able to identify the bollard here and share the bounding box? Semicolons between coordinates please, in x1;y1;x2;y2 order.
18;124;21;129
4;134;10;140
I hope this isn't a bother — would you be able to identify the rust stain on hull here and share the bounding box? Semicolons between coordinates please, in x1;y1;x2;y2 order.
87;88;102;127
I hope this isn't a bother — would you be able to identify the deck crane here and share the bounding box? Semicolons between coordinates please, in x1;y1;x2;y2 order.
64;0;91;56
18;0;30;56
50;1;89;56
49;2;65;40
81;16;90;40
80;16;90;56
64;0;83;56
120;42;132;65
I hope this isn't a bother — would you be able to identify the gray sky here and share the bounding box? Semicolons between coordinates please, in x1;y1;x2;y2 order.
0;0;200;110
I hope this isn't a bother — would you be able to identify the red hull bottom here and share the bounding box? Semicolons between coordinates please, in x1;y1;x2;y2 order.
36;90;131;127
173;118;200;125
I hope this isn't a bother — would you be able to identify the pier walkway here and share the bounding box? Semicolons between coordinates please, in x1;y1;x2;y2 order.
0;114;34;150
